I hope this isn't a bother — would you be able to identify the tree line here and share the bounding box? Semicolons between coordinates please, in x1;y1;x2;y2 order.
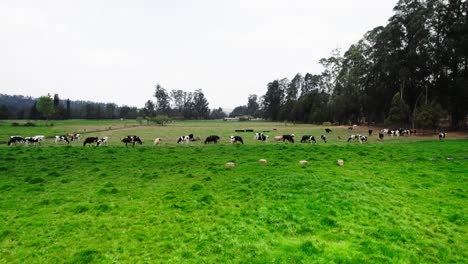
0;85;226;121
236;0;467;129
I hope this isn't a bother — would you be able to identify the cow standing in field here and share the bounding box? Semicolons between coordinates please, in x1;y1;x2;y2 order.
282;134;295;143
68;133;80;141
24;137;41;146
55;135;70;144
122;135;143;146
368;129;373;136
320;135;327;143
205;135;220;144
153;137;161;145
301;135;316;143
439;132;446;140
379;133;384;140
325;128;332;133
83;137;99;146
178;134;194;144
230;135;244;144
273;135;283;141
254;133;269;142
7;136;25;146
97;137;109;146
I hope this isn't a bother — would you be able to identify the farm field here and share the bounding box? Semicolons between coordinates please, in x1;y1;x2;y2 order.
0;120;467;263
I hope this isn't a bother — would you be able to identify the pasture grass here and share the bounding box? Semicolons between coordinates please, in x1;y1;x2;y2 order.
0;139;467;263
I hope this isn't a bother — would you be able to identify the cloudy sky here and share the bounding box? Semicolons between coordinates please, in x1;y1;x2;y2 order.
0;0;398;109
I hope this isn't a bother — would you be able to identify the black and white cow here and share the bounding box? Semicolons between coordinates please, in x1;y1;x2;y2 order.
178;134;194;144
55;135;70;144
83;137;99;146
325;128;332;133
282;134;294;143
68;133;81;141
254;133;269;142
439;132;446;140
301;135;316;143
7;136;25;146
97;137;109;146
320;135;327;143
230;135;244;144
205;135;220;144
128;135;143;145
359;135;368;143
24;137;41;145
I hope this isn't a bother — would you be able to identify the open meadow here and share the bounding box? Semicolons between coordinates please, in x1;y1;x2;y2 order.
0;120;467;263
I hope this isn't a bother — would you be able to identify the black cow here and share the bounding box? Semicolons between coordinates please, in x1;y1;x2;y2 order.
368;129;373;136
230;135;244;144
7;136;25;146
205;135;220;144
301;135;316;143
282;134;294;143
325;128;332;133
83;137;99;146
320;135;327;143
439;132;446;140
379;132;384;140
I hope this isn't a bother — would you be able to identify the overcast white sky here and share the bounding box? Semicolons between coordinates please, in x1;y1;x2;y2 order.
0;0;398;109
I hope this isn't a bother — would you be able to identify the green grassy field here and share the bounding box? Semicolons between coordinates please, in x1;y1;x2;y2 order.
0;121;467;263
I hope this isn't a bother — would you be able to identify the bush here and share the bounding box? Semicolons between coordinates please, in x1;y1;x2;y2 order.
23;122;36;127
322;121;332;126
11;122;19;127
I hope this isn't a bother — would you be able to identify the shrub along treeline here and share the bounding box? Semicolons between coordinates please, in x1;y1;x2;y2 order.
235;0;467;129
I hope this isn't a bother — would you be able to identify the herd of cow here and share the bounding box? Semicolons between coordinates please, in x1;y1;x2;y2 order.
6;128;448;146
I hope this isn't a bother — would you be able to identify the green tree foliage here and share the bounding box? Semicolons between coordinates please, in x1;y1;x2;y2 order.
415;100;446;129
192;89;209;120
154;84;170;114
385;92;410;126
209;108;227;119
36;95;55;120
0;104;9;119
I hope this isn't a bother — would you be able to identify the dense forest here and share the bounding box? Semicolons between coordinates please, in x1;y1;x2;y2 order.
234;0;467;129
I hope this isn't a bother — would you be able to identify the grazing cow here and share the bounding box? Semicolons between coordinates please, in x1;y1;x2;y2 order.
121;137;133;146
178;134;194;144
381;129;389;134
325;128;332;133
254;133;269;142
348;126;353;130
25;137;41;145
205;135;220;144
320;135;327;143
439;132;446;140
153;137;161;145
359;135;368;143
282;134;294;143
128;135;143;144
55;135;70;144
68;133;81;141
301;135;316;143
368;129;373;136
230;135;244;144
97;137;109;146
273;135;284;141
347;134;357;142
83;137;99;146
379;133;384;140
7;136;25;146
